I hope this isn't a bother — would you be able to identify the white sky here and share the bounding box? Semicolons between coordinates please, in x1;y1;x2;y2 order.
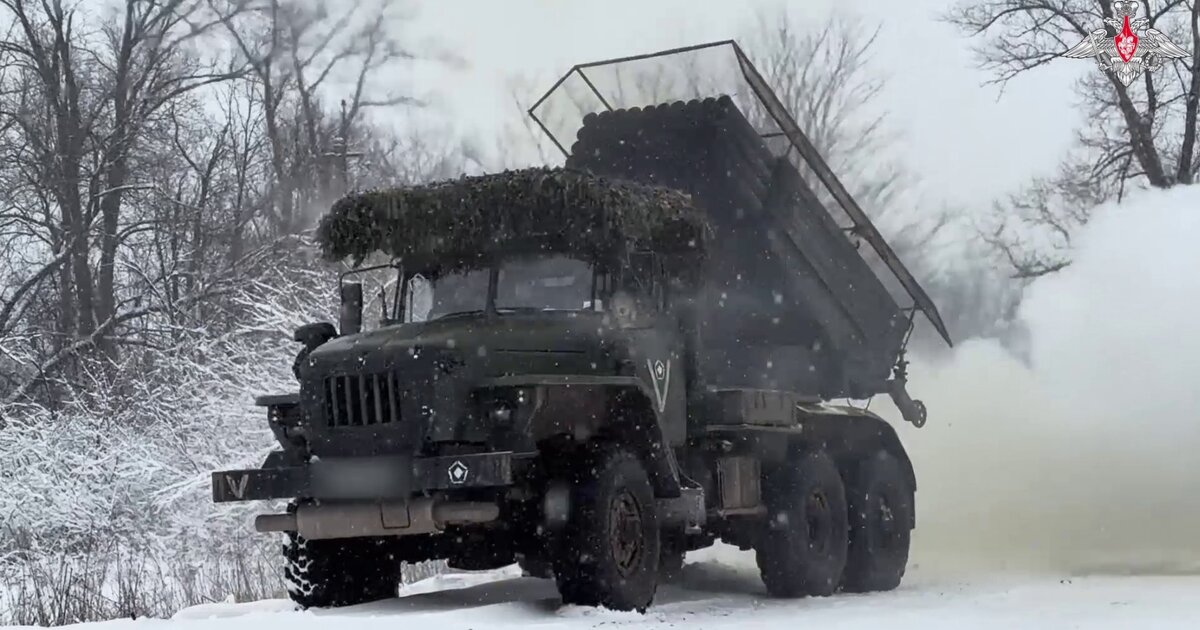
399;0;1094;213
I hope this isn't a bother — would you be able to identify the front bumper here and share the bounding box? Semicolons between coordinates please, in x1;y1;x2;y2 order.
211;450;530;503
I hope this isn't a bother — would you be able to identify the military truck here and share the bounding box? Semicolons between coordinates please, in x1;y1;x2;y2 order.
211;42;951;613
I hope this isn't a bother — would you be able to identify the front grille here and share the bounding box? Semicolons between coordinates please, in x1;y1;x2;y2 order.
323;372;399;427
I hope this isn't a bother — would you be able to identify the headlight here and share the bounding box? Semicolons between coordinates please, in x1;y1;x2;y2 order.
490;403;514;424
477;387;537;427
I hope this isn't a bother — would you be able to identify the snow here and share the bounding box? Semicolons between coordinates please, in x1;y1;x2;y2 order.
9;544;1199;629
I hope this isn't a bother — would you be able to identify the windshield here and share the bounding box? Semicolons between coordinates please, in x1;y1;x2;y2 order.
497;256;594;312
424;269;489;320
405;255;596;322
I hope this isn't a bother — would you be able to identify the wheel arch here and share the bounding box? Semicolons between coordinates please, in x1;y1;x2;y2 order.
784;409;916;532
599;386;683;498
489;375;683;499
791;408;917;494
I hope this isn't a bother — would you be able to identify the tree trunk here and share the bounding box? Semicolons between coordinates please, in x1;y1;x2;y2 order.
1176;4;1200;185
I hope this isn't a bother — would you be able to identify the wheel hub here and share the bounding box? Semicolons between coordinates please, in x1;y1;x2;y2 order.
874;492;901;549
608;488;645;577
805;489;831;553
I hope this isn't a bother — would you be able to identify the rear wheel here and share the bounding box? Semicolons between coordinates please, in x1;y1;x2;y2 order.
755;449;849;598
840;450;914;592
552;442;660;612
283;534;399;609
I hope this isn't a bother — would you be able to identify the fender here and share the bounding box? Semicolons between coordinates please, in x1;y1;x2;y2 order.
292;322;338;379
792;402;917;492
479;374;684;497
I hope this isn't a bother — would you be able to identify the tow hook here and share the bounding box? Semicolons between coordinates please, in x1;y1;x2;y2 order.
887;377;927;428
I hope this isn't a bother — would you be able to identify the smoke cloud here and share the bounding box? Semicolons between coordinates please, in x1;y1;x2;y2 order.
878;184;1200;576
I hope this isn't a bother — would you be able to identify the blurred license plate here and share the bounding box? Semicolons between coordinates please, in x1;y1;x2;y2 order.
309;456;411;500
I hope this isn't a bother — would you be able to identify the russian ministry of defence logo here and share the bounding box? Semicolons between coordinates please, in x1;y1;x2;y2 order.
1062;1;1189;86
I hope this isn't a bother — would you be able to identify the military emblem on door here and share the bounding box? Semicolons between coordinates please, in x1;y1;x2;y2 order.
646;358;670;413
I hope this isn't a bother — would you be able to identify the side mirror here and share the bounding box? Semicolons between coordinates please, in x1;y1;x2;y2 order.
339;282;363;335
291;322;337;381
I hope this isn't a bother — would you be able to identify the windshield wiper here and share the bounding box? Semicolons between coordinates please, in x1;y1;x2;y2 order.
495;307;584;314
430;309;486;321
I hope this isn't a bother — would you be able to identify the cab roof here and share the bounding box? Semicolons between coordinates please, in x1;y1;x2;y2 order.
316;167;709;278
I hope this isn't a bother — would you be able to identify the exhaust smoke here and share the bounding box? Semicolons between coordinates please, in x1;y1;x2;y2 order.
878;185;1200;576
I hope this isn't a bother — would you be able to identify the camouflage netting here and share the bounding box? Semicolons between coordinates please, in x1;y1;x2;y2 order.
315;167;709;278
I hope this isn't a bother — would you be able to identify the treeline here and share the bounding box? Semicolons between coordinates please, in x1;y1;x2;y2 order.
0;1;465;624
0;0;472;413
0;2;1018;624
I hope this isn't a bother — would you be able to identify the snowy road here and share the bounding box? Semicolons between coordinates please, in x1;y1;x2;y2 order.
18;545;1199;629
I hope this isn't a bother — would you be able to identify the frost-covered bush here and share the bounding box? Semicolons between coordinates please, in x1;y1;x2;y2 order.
0;267;334;546
0;261;341;624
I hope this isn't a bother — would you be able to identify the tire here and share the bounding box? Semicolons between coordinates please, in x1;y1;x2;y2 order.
283;534;400;609
755;449;849;598
552;442;660;612
840;450;914;593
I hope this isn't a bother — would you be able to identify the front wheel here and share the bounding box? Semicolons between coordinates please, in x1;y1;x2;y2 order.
552;442;660;612
283;534;399;609
755;449;849;598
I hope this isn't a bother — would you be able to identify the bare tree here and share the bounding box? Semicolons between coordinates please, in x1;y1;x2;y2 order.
745;9;913;219
0;0;456;414
972;151;1114;279
216;0;424;234
0;0;246;368
944;0;1200;277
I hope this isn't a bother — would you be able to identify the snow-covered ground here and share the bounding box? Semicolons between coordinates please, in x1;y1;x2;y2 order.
8;543;1198;629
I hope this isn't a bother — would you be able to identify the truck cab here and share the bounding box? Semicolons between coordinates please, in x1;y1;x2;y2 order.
288;246;691;460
